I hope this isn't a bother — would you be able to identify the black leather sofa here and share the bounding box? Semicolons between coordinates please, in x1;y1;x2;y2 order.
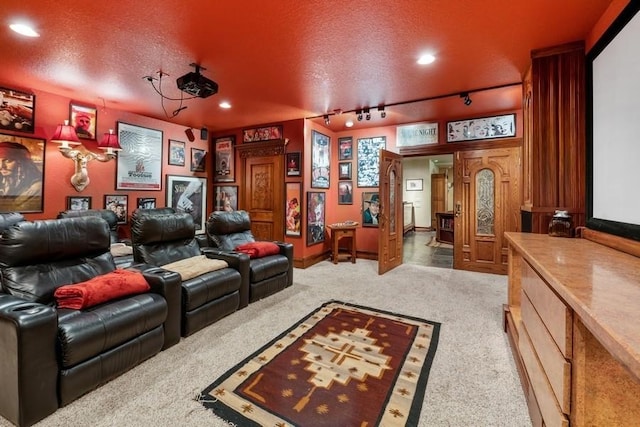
57;209;134;268
0;212;25;231
205;210;293;303
0;216;181;427
131;208;249;337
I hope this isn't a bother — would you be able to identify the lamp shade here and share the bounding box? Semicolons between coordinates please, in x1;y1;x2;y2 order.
51;120;81;147
98;129;122;152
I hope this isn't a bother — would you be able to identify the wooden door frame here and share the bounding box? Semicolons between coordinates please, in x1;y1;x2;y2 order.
378;149;403;275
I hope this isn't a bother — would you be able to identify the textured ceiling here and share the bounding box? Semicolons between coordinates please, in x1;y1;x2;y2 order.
0;1;613;132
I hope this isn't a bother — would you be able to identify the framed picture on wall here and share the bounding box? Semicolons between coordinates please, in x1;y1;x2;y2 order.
166;175;207;234
0;133;45;212
338;181;353;205
69;103;97;140
168;139;186;166
104;194;128;224
214;135;234;182
306;191;325;246
214;185;238;212
338;162;352;180
406;178;423;191
446;114;515;142
190;147;206;172
311;130;330;188
137;197;156;209
286;152;301;177
0;86;35;133
116;122;163;190
362;191;380;227
357;136;386;187
286;182;302;237
338;136;353;160
67;196;91;211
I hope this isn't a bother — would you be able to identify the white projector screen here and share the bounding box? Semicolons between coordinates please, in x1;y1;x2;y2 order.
587;3;640;241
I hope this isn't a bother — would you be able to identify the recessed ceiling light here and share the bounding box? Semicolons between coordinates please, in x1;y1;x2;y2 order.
417;54;435;65
219;101;231;109
9;23;40;37
345;120;354;128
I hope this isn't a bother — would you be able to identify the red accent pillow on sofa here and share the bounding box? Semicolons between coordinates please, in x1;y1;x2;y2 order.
234;241;281;259
54;269;150;309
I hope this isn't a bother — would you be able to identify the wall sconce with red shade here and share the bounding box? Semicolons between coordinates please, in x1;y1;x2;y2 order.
51;121;122;192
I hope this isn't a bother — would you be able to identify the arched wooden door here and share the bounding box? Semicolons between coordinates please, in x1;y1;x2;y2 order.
453;146;521;274
378;149;403;275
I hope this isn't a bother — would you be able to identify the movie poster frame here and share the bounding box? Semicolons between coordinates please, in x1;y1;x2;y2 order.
116;122;163;190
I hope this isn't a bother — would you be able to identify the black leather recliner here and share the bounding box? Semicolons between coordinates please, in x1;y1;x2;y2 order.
0;216;181;427
131;208;249;337
57;209;134;268
0;212;25;231
205;210;293;303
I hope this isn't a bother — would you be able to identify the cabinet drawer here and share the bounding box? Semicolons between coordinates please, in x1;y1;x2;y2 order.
519;326;569;427
522;293;571;414
522;261;572;357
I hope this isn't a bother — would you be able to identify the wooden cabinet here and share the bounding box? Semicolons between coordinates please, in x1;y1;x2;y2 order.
431;173;446;229
521;41;586;233
435;212;454;244
504;231;640;426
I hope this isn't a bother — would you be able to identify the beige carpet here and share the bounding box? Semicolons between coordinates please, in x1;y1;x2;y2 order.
3;260;530;427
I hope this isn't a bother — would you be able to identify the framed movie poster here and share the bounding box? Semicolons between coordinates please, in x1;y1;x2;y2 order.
214;185;238;212
117;122;163;190
191;148;206;172
168;139;185;166
286;152;301;177
311;130;330;188
286;182;302;237
446;114;516;142
104;194;128;224
137;197;156;209
338;181;353;205
338;162;352;180
306;191;325;246
0;86;35;133
0;133;45;212
166;175;207;234
338;136;353;160
214;135;234;182
242;125;282;142
69;103;97;140
357;136;386;187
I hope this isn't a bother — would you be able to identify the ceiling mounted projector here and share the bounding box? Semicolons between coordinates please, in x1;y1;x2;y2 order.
176;63;218;98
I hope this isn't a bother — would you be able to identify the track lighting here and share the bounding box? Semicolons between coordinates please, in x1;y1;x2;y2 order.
460;92;472;106
378;105;386;118
364;107;371;120
356;109;363;121
324;114;330;125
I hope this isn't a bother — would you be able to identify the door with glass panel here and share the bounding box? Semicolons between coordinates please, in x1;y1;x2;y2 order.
378;149;403;275
453;147;521;274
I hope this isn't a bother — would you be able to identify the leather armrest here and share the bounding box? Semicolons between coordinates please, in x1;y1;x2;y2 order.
275;241;294;287
126;263;182;349
0;294;58;426
201;248;251;309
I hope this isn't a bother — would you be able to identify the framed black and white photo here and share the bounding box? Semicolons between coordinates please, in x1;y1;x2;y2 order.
214;136;234;182
311;130;330;188
117;122;163;190
446;114;515;142
406;179;423;191
357;136;386;187
166;175;207;234
137;197;156;209
67;196;91;211
0;86;35;133
104;194;128;224
0;133;45;212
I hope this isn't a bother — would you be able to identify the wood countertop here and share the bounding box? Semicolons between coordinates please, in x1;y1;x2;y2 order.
505;231;640;382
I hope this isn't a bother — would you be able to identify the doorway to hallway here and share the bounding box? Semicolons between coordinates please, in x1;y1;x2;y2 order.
403;230;453;268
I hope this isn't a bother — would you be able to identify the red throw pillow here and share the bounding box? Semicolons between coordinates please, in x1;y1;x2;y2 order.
234;241;281;259
54;270;150;310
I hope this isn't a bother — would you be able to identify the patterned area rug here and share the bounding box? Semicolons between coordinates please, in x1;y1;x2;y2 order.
200;300;441;427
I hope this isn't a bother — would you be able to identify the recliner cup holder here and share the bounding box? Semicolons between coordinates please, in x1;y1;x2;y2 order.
12;304;44;315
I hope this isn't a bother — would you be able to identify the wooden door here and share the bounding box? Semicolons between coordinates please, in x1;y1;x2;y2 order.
237;140;285;241
378;149;403;275
431;173;446;229
454;146;521;274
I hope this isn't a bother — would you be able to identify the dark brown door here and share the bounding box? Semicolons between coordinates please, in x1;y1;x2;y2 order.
238;141;285;241
431;173;446;229
378;149;403;275
453;146;521;274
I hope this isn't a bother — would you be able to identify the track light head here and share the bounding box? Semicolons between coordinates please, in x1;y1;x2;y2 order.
364;107;371;121
460;92;472;106
323;114;330;125
378;105;386;118
356;109;363;121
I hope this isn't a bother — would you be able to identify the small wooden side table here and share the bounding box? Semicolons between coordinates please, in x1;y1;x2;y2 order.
327;223;358;264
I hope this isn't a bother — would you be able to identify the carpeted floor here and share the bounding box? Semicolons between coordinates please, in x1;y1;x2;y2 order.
5;260;531;427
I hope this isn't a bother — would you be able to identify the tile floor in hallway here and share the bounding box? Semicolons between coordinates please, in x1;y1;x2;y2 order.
403;230;453;268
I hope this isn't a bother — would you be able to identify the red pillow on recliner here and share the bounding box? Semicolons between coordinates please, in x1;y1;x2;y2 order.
234;241;280;259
